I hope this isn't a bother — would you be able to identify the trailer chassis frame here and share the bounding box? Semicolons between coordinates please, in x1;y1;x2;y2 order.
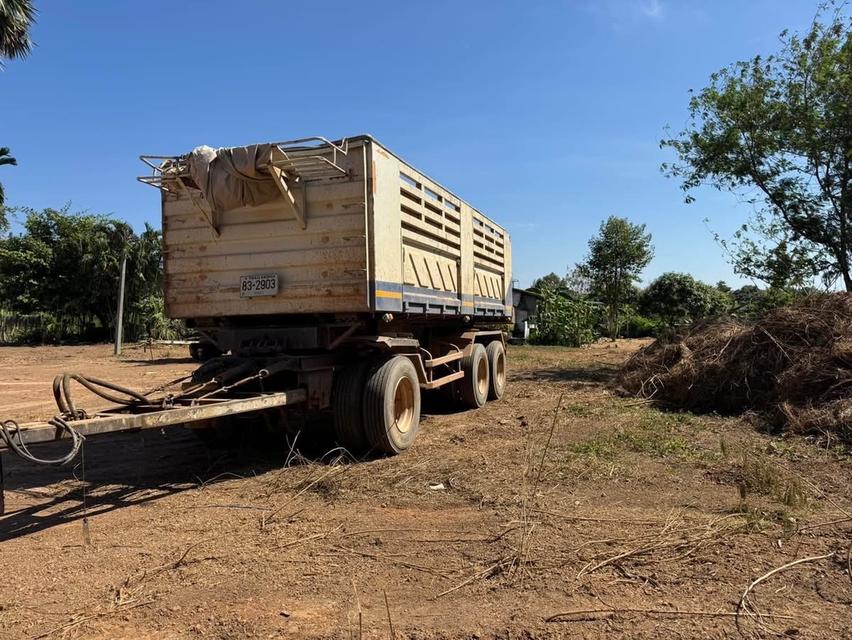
0;389;307;515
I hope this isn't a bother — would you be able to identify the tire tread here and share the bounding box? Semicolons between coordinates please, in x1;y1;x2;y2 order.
460;343;489;408
363;356;420;455
333;362;370;453
485;340;506;401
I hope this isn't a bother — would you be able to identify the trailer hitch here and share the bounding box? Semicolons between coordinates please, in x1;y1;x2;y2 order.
0;358;311;515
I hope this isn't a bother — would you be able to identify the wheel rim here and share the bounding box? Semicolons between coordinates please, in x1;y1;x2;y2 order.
495;350;506;389
393;376;416;433
476;356;488;397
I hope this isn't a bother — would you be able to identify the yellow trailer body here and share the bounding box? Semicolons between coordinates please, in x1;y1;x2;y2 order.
147;135;511;322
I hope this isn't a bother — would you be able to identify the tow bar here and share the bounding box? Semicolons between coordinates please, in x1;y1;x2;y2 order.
0;358;307;514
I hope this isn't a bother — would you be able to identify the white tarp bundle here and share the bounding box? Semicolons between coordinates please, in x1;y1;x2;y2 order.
187;144;286;214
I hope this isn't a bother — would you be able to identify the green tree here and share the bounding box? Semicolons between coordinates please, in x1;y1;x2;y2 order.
730;285;768;318
577;216;653;339
0;0;35;64
0;147;17;218
564;266;593;298
529;272;566;293
0;206;166;341
640;272;731;329
662;6;852;291
532;284;597;347
1;0;35;223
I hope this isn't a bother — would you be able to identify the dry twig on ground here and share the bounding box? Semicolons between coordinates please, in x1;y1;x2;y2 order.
546;606;796;623
736;552;836;637
575;512;747;578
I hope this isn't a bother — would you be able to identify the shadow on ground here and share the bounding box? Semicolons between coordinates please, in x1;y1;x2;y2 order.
0;397;473;541
123;357;196;366
0;415;348;542
510;364;620;384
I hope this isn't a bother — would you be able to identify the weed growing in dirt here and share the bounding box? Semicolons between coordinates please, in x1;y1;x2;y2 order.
563;405;708;464
734;504;800;535
719;439;809;510
738;449;808;509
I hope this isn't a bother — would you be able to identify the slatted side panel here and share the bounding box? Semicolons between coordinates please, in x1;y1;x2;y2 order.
471;210;508;316
163;148;368;318
397;169;463;314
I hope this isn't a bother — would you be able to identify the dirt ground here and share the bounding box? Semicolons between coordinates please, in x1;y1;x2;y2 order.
0;341;850;640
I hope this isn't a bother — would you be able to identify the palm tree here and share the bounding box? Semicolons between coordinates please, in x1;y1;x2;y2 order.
0;0;36;63
0;147;17;209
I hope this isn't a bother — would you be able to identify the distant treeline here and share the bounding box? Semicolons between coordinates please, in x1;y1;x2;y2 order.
0;206;183;344
528;270;817;347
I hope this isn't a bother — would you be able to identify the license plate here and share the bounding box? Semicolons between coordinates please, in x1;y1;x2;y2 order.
240;273;279;298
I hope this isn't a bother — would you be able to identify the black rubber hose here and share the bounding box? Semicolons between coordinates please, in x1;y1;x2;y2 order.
0;417;83;466
56;373;150;417
52;374;69;415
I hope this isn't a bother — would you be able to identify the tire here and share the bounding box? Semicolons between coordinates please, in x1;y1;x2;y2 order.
363;356;421;455
485;341;507;401
190;341;222;362
332;362;370;454
460;343;489;408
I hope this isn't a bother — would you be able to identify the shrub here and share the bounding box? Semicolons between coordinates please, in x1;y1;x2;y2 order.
625;313;660;338
640;272;731;329
531;285;598;347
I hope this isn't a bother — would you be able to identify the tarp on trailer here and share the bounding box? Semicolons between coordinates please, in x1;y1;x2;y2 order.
187;144;286;214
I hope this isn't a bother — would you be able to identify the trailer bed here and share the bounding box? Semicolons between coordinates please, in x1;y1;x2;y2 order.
142;135;512;321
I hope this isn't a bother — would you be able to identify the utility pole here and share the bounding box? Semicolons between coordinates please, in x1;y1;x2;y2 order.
114;245;128;356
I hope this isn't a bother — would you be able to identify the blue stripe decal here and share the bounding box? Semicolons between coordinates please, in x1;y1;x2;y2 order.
369;280;510;317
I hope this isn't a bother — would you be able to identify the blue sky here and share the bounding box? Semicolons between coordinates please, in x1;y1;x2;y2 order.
0;0;826;288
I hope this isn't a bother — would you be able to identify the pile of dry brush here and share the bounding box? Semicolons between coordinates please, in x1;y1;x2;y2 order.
619;294;852;444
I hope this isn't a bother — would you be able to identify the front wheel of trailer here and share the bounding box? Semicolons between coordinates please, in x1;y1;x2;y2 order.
363;356;421;455
332;362;370;455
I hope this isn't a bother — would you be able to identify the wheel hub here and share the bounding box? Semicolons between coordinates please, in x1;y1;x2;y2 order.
476;357;488;396
393;376;415;433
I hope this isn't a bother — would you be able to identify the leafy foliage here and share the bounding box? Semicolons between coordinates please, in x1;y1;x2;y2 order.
0;0;35;64
639;272;732;329
0;206;173;342
564;266;593;298
0;146;17;213
529;272;567;294
729;283;818;320
531;284;597;347
662;5;852;290
624;313;661;338
577;216;653;339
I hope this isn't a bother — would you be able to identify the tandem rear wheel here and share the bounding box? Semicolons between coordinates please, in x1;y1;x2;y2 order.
445;339;507;407
331;341;506;456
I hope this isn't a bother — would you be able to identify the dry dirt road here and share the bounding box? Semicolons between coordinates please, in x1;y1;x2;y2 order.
0;341;850;639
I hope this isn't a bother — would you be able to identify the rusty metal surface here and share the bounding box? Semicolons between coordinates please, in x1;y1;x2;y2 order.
422;370;465;390
1;390;307;449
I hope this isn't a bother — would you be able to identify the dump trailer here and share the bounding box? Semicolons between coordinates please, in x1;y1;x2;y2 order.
0;135;511;510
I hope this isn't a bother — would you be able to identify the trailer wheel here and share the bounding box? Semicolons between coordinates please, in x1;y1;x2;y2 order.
460;343;490;408
485;341;507;400
332;362;370;454
363;356;421;454
189;341;222;362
